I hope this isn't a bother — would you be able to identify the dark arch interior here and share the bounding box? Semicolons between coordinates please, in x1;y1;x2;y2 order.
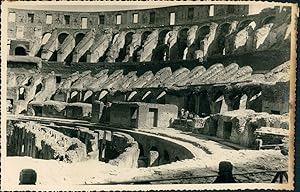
177;28;189;60
15;46;27;56
76;33;88;62
215;23;231;55
195;26;211;49
152;30;171;61
75;33;85;45
161;150;170;164
19;87;25;100
116;32;134;62
238;20;253;31
69;91;79;103
213;91;226;113
132;31;152;62
35;83;43;94
262;16;276;25
83;91;93;104
150;146;159;151
58;33;69;45
198;90;211;117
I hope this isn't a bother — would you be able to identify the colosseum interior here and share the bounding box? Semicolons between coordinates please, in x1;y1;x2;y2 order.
3;3;293;187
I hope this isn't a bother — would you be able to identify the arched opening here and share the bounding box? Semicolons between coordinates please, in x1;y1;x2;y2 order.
215;23;231;55
149;146;160;167
116;32;134;62
83;90;93;103
213;91;227;114
14;46;27;56
132;31;151;62
195;25;211;50
142;91;154;103
98;90;109;103
177;28;189;60
156;91;166;104
58;32;69;45
138;143;147;168
42;33;52;45
75;33;85;45
35;83;43;94
186;92;196;114
237;20;253;31
75;33;87;62
198;90;211;117
262;16;276;25
98;33;118;62
36;32;52;57
69;91;79;103
152;30;170;61
19;87;25;100
56;32;69;62
248;91;262;112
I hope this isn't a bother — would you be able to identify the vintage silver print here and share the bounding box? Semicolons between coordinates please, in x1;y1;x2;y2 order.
1;1;297;191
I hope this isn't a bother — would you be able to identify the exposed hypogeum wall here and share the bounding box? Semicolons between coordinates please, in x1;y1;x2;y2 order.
138;29;159;62
123;32;142;62
7;121;87;162
89;29;113;63
105;31;126;63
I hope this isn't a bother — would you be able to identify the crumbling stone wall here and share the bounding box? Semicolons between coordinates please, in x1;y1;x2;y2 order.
33;71;57;102
215;110;288;147
108;132;139;168
7;120;87;162
46;125;99;160
28;101;92;120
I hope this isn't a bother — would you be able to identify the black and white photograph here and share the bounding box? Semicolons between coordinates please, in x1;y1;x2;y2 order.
1;1;297;191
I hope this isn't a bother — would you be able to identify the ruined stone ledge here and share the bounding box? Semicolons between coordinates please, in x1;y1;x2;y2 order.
7;120;87;163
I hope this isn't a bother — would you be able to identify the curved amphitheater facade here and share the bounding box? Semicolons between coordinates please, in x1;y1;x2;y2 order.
5;4;292;186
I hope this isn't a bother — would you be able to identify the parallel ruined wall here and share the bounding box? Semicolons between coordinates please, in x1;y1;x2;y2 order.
7;121;87;162
45;125;99;159
108;132;140;168
184;110;289;148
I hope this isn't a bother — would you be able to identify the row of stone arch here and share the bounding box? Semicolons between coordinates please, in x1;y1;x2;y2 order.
62;85;262;118
33;15;276;61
